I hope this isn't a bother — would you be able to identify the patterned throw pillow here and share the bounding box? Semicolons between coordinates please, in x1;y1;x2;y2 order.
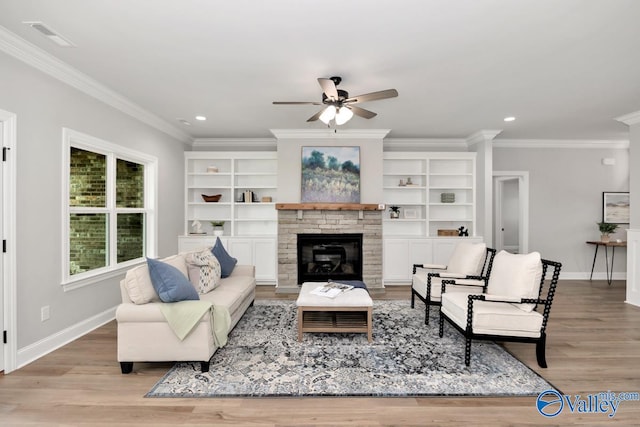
186;249;222;294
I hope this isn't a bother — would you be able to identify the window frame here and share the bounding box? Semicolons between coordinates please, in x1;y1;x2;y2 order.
61;128;157;290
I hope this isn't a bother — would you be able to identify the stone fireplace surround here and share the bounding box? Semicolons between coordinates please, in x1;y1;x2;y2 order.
277;207;383;292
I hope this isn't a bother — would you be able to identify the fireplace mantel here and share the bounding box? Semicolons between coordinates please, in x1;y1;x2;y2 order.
276;203;382;211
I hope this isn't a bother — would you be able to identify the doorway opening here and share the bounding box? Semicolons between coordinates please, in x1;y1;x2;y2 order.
493;171;529;254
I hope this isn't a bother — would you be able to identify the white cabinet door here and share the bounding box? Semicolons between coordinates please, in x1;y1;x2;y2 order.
383;239;410;281
227;238;253;265
409;240;433;268
384;239;433;283
253;238;277;282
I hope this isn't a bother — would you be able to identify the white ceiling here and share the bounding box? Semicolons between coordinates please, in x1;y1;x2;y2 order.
1;0;639;141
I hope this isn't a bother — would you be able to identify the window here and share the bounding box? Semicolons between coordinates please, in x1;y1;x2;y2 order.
63;129;156;287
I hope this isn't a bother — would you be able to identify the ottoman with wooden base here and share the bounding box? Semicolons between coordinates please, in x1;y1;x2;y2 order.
296;282;373;342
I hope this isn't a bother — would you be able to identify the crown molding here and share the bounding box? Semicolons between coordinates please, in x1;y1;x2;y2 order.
270;129;391;139
615;110;640;126
466;130;503;146
0;25;191;144
493;139;629;149
383;138;468;151
191;138;276;150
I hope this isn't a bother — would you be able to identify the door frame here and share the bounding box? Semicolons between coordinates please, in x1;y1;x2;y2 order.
1;109;17;373
493;171;529;254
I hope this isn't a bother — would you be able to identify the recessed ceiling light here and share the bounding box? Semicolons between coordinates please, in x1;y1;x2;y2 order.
195;116;207;121
504;116;516;122
23;21;76;47
177;118;192;126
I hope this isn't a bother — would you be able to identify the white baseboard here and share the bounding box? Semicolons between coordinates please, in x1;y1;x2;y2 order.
17;306;117;370
557;272;626;281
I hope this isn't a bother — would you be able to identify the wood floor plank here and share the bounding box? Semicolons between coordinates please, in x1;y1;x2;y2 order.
1;279;639;425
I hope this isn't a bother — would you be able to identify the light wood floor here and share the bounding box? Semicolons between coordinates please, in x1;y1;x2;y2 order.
1;280;639;426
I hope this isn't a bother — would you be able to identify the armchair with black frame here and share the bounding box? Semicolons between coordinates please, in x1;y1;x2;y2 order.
438;250;562;367
411;243;496;325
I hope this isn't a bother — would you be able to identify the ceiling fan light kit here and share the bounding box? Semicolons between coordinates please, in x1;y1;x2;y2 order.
335;106;354;125
273;76;397;126
319;106;337;124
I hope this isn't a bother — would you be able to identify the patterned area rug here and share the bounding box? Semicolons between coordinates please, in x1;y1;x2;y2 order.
146;299;555;397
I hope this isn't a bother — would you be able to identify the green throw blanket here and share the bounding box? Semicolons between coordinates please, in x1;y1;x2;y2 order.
159;300;231;346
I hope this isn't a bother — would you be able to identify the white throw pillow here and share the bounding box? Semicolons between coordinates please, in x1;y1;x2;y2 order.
185;249;222;294
486;250;543;312
124;254;187;304
445;242;487;276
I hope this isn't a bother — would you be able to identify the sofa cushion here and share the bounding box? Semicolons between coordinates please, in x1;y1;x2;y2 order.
445;242;487;276
211;237;237;278
147;257;199;303
186;249;222;294
486;251;542;312
199;275;256;316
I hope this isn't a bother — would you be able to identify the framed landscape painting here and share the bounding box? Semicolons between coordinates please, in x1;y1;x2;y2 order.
301;146;360;203
602;192;629;224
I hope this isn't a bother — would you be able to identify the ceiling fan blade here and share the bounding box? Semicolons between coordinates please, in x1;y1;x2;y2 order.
318;78;338;100
306;109;324;122
345;89;398;104
349;105;377;119
273;101;323;105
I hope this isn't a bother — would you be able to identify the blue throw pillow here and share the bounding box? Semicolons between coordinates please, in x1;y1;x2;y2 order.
147;257;199;302
211;237;237;278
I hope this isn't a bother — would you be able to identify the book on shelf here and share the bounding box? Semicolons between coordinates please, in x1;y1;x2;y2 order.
310;281;354;298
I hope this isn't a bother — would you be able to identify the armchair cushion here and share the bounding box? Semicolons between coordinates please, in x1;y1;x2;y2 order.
441;292;543;338
412;275;483;301
445;242;487;275
486;251;542;312
147;257;199;303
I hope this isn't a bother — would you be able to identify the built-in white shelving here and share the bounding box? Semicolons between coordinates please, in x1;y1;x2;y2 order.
383;152;477;237
183;152;278;284
382;152;480;284
184;152;278;237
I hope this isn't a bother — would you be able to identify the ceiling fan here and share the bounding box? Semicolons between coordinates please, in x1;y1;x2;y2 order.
273;76;398;125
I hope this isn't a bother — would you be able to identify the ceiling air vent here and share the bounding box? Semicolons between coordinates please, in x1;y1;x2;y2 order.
23;21;75;47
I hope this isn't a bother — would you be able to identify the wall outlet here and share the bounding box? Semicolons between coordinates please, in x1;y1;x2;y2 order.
41;305;50;322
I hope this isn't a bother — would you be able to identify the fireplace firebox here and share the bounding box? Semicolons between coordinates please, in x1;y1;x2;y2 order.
297;233;363;284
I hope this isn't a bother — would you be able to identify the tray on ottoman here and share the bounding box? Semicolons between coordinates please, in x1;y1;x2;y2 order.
296;282;373;342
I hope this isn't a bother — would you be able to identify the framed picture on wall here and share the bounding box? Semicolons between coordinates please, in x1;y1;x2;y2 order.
301;146;360;203
602;192;630;224
403;208;418;219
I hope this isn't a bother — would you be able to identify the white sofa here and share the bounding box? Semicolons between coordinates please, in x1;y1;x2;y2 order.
116;253;256;373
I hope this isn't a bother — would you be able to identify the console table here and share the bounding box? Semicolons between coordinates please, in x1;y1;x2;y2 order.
586;240;627;285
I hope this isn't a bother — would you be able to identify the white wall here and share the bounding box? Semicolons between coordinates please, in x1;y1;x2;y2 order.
494;146;629;277
0;52;185;356
274;130;384;203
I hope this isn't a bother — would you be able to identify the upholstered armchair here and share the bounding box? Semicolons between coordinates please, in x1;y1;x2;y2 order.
411;243;496;325
438;250;562;367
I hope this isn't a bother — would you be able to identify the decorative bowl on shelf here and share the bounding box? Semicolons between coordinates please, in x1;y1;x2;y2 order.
201;194;222;202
